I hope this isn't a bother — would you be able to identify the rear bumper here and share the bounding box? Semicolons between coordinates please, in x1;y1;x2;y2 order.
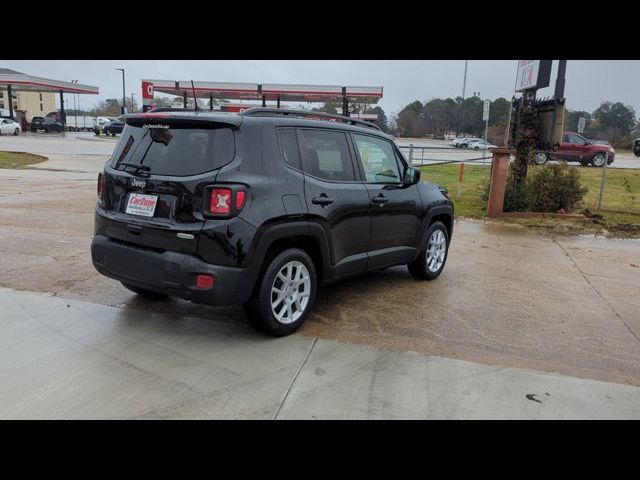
91;235;254;305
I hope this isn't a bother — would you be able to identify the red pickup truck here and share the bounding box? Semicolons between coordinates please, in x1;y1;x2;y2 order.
534;131;615;167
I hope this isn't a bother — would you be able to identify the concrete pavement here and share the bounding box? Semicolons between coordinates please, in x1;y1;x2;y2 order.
1;288;639;419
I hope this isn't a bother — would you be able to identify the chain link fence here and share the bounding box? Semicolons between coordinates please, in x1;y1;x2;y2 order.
397;143;493;167
528;149;640;223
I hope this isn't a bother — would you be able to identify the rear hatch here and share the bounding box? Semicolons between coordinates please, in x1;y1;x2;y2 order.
99;114;239;254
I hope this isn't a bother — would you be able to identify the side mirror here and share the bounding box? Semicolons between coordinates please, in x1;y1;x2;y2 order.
403;166;421;186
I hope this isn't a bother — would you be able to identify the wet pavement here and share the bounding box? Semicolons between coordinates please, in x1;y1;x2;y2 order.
1;134;640;418
2;288;639;419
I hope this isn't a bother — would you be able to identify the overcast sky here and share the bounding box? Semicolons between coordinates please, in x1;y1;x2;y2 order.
2;60;639;117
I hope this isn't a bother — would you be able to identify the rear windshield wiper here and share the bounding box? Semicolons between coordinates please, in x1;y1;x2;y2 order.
117;162;151;173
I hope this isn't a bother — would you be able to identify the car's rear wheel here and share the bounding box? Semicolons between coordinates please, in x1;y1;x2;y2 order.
14;128;20;136
408;221;449;280
244;248;317;336
591;153;606;167
121;282;168;299
533;151;549;165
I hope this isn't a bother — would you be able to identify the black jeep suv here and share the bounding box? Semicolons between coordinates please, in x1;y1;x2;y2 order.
91;108;454;336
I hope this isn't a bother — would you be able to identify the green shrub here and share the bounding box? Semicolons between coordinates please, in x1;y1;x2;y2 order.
526;163;588;213
484;162;588;213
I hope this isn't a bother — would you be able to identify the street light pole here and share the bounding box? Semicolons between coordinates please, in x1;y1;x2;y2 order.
116;68;126;114
130;92;136;113
457;60;469;136
71;80;78;130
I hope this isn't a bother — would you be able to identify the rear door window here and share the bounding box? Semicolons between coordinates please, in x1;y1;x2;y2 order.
299;129;355;182
277;128;302;170
110;122;235;176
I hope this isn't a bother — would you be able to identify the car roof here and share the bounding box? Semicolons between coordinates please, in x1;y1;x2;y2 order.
125;110;391;139
124;110;243;127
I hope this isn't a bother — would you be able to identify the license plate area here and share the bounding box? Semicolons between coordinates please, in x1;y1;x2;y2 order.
126;193;158;217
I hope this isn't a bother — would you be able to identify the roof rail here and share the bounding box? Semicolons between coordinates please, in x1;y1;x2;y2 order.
239;107;382;131
147;107;195;113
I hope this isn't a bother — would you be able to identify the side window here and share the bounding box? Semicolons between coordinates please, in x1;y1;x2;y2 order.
569;134;586;144
561;134;569;143
276;128;301;170
300;129;355;182
352;134;402;183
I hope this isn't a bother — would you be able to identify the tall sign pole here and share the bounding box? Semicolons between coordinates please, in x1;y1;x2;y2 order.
483;99;490;143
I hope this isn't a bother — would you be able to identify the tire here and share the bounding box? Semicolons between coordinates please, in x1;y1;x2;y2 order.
533;151;549;165
408;221;449;280
121;282;168;299
591;153;606;168
243;248;317;336
14;128;20;136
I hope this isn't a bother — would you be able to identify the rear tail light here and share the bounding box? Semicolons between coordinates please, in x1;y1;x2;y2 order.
97;172;105;201
204;185;247;217
210;188;232;214
235;191;246;209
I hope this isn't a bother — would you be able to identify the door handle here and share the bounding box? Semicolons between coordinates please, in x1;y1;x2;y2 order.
371;195;389;204
312;195;334;206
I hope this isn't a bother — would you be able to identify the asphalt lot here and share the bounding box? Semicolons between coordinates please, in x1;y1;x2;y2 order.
1;133;640;419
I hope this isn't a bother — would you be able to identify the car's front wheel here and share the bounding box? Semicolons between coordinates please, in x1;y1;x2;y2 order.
533;151;549;165
244;248;317;336
591;153;607;167
14;128;20;136
408;221;449;280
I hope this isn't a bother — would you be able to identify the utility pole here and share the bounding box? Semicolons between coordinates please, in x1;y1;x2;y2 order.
457;60;468;136
115;68;126;114
130;92;136;113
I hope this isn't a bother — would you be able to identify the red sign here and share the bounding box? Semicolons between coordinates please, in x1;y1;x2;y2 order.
142;82;154;100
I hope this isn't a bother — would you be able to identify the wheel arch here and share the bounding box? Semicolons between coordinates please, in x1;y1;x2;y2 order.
248;220;330;292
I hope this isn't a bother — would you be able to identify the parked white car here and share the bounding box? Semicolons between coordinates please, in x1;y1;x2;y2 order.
468;139;497;150
0;118;21;135
449;137;468;147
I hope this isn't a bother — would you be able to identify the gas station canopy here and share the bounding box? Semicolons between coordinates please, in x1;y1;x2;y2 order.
0;68;99;95
0;68;99;124
142;79;383;106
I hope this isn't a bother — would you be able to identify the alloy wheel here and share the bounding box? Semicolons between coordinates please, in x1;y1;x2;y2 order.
426;229;447;273
271;261;311;324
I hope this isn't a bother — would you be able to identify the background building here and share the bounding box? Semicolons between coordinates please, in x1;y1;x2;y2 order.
0;88;56;121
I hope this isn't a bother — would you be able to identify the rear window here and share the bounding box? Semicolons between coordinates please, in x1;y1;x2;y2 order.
110;122;235;176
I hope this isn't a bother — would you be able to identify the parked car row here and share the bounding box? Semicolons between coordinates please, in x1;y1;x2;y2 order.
449;137;497;150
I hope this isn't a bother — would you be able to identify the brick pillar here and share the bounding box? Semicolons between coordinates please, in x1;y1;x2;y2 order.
486;148;514;218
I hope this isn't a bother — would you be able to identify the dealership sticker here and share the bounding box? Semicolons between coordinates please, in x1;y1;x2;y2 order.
126;193;158;217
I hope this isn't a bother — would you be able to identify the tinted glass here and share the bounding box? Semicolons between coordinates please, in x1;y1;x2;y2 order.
277;128;301;170
300;129;355;182
352;134;402;183
110;123;235;176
